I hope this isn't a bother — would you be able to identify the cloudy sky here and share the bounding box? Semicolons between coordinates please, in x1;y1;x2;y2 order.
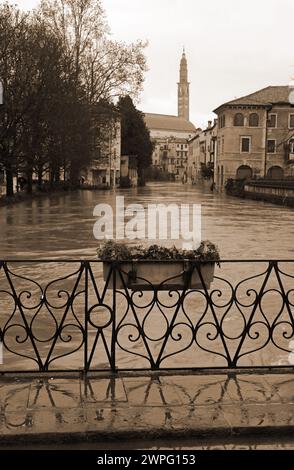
13;0;294;128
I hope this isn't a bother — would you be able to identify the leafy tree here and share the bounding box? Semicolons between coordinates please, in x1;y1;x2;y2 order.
39;0;148;184
0;2;92;194
118;95;153;184
18;16;76;192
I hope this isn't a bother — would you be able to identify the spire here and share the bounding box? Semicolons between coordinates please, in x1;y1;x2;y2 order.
178;49;190;120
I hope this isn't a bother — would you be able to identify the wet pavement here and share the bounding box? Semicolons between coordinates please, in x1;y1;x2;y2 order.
1;370;294;447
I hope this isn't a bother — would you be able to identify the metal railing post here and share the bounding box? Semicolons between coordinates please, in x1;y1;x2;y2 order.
111;262;116;372
84;261;89;373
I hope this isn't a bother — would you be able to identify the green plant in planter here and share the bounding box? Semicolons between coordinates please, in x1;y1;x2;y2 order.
98;240;220;291
97;240;220;262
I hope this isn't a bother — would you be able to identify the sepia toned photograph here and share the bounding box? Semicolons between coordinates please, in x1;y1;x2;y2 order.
0;0;294;463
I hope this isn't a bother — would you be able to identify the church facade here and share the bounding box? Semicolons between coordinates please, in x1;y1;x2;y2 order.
144;50;197;180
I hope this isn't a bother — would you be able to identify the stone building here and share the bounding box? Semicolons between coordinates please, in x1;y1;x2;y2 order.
149;135;190;181
213;86;294;188
188;120;218;183
81;105;121;188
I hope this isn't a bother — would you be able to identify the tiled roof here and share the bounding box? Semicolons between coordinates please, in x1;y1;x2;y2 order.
214;86;291;112
144;113;196;133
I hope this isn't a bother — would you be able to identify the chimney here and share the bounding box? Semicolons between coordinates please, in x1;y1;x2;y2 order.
207;120;212;128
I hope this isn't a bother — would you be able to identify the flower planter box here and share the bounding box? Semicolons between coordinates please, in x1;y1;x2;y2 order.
103;261;215;291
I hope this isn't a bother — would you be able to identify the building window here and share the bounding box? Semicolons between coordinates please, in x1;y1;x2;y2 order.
268;113;277;128
219;114;226;128
249;113;259;127
289;114;294;129
267;139;276;153
234;113;244;126
241;137;251;153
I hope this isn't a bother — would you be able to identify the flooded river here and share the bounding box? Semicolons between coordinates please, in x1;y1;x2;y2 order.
0;182;293;259
0;182;294;370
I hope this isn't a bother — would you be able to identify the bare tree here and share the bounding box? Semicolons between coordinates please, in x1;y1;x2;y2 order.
39;0;147;102
83;38;147;104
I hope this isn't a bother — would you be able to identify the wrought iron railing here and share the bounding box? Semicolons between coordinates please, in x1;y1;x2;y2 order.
0;259;294;373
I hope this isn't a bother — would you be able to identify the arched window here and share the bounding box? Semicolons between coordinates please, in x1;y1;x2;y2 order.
234;113;244;126
249;113;259;127
236;165;252;180
267;166;284;180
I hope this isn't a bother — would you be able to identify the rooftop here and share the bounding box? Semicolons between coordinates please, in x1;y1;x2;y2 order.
144;112;196;133
214;86;292;112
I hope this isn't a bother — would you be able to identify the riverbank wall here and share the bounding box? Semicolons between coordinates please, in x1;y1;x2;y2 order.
226;179;294;207
244;180;294;207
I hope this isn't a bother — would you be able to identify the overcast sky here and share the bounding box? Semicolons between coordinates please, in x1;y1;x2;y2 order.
13;0;294;128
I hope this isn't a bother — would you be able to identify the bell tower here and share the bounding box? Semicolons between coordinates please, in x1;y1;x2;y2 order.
178;48;190;121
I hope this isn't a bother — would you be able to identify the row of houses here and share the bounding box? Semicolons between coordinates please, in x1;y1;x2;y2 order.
148;85;294;189
144;113;196;182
